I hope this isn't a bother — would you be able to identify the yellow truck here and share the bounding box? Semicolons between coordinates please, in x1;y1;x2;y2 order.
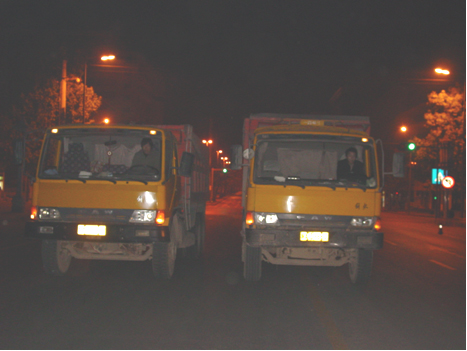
25;124;209;279
231;114;384;283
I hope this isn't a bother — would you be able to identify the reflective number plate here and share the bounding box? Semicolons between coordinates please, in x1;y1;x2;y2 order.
300;231;329;242
77;224;106;236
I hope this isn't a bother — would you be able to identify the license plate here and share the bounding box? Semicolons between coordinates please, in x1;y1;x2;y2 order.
300;231;329;242
77;224;106;236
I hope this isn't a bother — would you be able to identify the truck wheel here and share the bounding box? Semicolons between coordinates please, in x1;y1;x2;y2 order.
193;214;205;259
349;249;373;284
152;241;176;279
42;240;72;276
244;244;262;281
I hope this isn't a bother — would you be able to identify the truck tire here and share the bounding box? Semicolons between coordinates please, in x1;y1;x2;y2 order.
244;244;262;281
349;249;373;284
193;213;205;259
152;241;176;279
42;240;72;276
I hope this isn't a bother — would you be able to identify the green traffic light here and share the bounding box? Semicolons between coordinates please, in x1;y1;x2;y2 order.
407;142;416;151
222;168;228;173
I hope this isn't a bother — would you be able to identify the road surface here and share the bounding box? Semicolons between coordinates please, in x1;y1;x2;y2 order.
0;195;465;349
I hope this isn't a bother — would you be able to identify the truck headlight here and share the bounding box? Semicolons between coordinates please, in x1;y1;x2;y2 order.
38;208;61;220
350;217;375;228
254;212;279;225
130;210;157;223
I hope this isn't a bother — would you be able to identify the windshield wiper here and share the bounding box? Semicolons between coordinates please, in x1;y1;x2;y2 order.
120;177;148;185
91;176;117;184
311;180;337;191
64;177;87;184
337;180;367;192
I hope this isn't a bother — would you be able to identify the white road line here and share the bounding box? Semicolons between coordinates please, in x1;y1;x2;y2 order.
429;259;456;271
428;246;465;259
385;240;398;246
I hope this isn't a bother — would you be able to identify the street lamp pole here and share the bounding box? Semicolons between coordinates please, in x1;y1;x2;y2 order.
216;150;223;167
202;139;214;201
60;60;67;124
82;55;116;124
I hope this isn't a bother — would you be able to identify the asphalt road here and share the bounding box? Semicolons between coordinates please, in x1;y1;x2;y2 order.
0;195;465;349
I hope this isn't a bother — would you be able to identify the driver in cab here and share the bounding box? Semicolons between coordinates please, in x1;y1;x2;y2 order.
336;147;366;182
131;138;159;168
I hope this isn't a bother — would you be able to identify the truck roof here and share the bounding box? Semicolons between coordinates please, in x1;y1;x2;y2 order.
254;124;370;138
243;114;371;149
47;124;171;131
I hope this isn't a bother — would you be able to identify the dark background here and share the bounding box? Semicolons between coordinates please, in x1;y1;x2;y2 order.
0;0;465;153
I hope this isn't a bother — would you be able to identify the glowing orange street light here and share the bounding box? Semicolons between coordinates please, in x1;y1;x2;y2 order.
216;150;223;166
103;118;110;124
400;126;407;132
83;54;116;123
101;55;116;61
435;68;450;75
202;139;213;145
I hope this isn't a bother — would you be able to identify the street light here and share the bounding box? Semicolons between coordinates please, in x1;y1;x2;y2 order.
103;118;110;124
216;150;223;166
220;156;229;167
400;126;407;133
83;54;116;123
202;139;214;201
435;68;450;75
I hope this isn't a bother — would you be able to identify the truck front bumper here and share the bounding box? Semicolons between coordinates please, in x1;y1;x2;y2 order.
25;221;169;243
245;228;383;250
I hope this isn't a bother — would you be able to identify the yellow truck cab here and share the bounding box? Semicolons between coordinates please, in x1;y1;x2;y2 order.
25;124;209;279
231;114;384;283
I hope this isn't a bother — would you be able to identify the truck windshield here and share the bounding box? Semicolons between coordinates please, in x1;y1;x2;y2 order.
38;129;163;182
253;135;378;189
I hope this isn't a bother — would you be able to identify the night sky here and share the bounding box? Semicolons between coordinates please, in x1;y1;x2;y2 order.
1;0;465;152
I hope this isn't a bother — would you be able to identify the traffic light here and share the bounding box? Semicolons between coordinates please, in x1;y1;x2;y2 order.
407;142;416;151
222;168;228;173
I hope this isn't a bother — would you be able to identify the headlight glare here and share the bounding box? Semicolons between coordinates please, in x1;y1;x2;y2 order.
351;217;375;227
38;208;61;220
254;212;279;225
130;210;157;223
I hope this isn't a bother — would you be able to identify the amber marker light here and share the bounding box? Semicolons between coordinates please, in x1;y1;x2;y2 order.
245;212;254;226
30;206;37;220
155;211;165;225
374;218;382;231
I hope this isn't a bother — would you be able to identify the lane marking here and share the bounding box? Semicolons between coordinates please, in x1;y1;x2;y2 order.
428;245;465;259
301;272;349;350
385;240;398;246
429;260;456;271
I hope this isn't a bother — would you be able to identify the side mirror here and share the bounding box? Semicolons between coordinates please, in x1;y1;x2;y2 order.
14;139;24;165
392;152;405;178
230;145;243;170
179;152;195;177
